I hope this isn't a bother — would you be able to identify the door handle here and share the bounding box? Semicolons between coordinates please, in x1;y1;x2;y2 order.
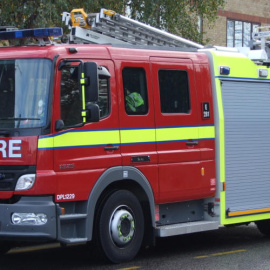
104;145;119;151
186;141;199;146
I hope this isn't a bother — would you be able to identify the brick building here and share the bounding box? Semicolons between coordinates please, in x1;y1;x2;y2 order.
203;0;270;47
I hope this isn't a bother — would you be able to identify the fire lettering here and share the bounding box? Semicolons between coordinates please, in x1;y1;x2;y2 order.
0;139;22;158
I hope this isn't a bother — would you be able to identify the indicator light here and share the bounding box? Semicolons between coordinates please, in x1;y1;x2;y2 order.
201;167;205;176
258;68;268;77
15;174;36;190
219;66;230;75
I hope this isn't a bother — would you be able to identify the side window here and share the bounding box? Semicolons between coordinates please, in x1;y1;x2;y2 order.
158;69;190;114
60;66;110;128
97;76;110;119
60;66;81;127
123;67;148;115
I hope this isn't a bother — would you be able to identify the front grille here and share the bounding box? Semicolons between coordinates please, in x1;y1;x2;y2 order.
0;165;36;191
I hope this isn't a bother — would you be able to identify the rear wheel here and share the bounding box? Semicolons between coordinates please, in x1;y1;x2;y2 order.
256;219;270;236
96;190;144;263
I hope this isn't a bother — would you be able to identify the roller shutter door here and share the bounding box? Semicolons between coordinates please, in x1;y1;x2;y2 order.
222;80;270;213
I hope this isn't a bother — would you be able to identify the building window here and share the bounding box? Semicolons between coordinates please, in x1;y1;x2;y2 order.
227;19;260;47
158;69;190;114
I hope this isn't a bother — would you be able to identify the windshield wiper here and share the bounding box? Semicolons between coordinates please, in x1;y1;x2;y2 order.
0;117;41;128
0;130;10;137
0;117;40;121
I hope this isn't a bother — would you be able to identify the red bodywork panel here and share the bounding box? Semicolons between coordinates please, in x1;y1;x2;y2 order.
0;137;37;165
0;44;215;205
0;136;37;198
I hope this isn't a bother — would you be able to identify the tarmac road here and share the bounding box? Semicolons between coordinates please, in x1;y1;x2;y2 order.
2;223;270;270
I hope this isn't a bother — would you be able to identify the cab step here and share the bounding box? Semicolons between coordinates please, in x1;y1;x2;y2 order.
156;221;219;237
61;238;88;244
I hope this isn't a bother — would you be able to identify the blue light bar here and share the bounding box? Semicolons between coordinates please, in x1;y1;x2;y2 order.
0;27;63;41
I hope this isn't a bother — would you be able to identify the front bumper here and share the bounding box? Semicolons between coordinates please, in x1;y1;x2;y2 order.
0;196;57;241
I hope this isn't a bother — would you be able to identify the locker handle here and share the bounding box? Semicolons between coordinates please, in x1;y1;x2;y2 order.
186;141;198;146
104;145;119;151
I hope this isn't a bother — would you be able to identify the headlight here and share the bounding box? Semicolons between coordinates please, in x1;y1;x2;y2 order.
11;213;48;225
15;174;36;191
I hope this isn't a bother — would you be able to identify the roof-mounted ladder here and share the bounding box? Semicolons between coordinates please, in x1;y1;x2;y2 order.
62;8;203;49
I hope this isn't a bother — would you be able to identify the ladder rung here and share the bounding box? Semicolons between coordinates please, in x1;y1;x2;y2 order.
68;8;203;48
92;17;186;47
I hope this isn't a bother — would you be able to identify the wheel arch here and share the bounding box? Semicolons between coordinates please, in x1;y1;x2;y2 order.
85;166;156;241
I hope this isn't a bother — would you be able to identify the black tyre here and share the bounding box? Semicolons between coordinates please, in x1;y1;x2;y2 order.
0;241;12;255
256;219;270;236
97;190;144;263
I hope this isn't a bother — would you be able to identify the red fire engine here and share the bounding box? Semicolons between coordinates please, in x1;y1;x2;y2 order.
0;8;270;263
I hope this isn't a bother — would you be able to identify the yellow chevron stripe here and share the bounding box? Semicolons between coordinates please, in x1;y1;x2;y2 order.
53;130;120;148
38;136;54;149
38;126;215;149
156;126;198;142
199;125;215;139
120;128;155;144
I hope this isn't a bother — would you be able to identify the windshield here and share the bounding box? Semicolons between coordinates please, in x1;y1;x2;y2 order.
0;59;51;129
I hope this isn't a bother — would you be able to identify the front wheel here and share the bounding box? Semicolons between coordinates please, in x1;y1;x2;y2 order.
0;241;13;255
97;190;144;263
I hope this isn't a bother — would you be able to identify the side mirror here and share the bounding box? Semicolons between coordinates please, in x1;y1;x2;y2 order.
55;119;65;131
83;62;98;102
86;103;100;123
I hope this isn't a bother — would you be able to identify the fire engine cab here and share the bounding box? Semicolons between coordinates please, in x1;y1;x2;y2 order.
0;9;270;263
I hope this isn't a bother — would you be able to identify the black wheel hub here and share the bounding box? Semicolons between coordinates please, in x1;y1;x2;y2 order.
120;218;131;236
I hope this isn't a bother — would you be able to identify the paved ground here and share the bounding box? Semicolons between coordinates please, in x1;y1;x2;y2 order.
2;223;270;270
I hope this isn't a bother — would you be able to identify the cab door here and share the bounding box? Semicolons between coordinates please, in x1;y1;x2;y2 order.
151;57;203;203
116;60;159;199
51;59;121;201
